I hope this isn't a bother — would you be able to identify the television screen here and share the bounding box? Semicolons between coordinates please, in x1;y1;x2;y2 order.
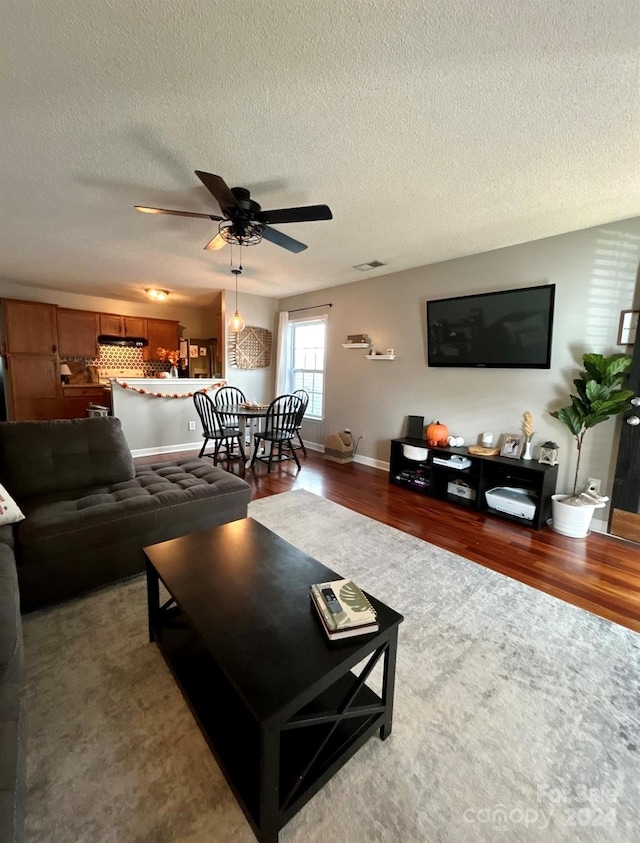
426;284;555;368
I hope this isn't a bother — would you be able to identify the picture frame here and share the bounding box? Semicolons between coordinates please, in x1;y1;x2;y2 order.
500;433;525;459
617;310;638;345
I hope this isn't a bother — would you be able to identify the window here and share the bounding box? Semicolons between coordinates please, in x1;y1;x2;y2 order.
288;316;326;420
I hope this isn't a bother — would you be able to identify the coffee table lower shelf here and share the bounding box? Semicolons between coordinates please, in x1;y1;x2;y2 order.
151;605;392;841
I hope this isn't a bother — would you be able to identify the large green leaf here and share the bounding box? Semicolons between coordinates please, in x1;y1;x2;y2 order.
550;406;583;436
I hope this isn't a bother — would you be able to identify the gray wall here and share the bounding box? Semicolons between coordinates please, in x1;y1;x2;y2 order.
279;217;640;531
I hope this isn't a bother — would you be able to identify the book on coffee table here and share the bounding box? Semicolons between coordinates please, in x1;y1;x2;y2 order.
310;579;379;640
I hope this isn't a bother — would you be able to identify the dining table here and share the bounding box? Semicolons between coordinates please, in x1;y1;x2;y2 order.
224;403;270;464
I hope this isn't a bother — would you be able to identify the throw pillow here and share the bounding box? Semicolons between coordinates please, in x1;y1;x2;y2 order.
0;483;25;525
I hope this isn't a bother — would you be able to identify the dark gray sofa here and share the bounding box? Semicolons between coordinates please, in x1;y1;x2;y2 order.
0;416;252;612
0;416;252;842
0;527;25;843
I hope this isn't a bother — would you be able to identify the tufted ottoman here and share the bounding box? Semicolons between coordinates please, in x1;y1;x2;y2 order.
0;418;252;612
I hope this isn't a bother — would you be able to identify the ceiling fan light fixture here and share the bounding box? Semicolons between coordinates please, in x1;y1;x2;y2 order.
145;288;169;301
218;219;263;247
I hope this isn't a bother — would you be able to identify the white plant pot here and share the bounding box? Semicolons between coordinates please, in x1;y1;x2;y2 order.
549;494;595;538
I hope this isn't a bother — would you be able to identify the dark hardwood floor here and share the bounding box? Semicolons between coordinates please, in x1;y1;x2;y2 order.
136;449;640;633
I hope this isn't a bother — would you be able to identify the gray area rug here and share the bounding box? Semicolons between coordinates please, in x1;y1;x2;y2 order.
23;489;640;842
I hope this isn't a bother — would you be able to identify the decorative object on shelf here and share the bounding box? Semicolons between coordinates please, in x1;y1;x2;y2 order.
447;435;465;447
230;326;272;369
617;309;638;345
499;433;525;459
522;411;534;460
425;421;449;447
345;334;369;344
114;380;226;398
481;432;494;447
406;415;424;439
157;347;181;376
386;348;394;356
538;441;559;466
548;351;632;537
468;445;500;456
365;352;395;359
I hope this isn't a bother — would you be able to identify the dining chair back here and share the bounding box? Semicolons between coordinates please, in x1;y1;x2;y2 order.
214;385;246;431
292;388;309;456
193;391;246;467
249;393;303;473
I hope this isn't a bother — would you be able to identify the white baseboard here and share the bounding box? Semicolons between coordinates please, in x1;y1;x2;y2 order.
306;441;389;472
131;442;200;458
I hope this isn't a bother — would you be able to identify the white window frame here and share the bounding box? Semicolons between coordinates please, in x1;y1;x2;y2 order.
287;315;327;421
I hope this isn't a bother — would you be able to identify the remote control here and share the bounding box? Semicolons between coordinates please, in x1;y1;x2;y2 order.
321;587;342;614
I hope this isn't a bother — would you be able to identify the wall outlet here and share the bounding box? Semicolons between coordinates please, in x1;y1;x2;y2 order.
587;477;601;494
188;421;196;431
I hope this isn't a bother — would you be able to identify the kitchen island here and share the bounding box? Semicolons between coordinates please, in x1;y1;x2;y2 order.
110;378;225;456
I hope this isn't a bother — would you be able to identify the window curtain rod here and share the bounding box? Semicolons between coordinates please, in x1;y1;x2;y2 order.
287;303;333;314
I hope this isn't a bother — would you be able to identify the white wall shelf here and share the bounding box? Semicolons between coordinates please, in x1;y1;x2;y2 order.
342;342;370;348
365;354;396;360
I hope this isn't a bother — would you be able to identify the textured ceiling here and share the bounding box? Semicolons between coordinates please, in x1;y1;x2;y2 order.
2;0;639;306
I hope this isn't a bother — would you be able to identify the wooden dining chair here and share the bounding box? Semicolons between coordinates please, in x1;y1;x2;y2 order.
214;385;246;434
193;391;246;467
249;394;303;473
292;388;309;456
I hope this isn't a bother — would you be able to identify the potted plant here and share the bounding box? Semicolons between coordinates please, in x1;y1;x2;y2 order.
549;352;632;537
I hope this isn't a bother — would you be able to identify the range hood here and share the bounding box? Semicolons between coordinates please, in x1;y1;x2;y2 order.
98;334;149;348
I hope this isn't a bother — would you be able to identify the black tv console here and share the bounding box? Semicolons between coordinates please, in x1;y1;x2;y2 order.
389;437;558;530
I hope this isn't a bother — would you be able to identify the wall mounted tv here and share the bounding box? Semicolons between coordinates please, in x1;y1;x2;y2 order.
426;283;555;368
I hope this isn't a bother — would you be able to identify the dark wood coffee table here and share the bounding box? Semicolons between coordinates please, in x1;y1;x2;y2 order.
143;517;403;843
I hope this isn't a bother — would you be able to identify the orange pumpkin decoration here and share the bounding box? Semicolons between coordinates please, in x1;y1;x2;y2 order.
426;420;449;446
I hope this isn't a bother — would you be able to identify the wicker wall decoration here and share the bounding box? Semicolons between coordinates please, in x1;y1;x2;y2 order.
230;326;272;369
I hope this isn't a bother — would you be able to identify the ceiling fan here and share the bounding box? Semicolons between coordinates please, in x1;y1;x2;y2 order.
135;171;332;253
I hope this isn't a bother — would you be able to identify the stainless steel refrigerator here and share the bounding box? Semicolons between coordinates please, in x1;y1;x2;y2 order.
179;338;219;378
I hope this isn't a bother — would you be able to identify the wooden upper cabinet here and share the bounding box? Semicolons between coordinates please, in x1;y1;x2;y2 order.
99;313;124;336
124;316;147;338
1;300;58;355
58;309;98;358
146;319;180;360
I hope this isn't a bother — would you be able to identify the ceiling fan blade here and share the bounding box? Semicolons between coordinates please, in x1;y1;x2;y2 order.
134;205;222;220
194;171;239;215
204;233;227;251
257;204;333;225
262;226;308;253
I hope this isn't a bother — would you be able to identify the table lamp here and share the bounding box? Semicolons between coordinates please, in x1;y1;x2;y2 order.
60;363;72;385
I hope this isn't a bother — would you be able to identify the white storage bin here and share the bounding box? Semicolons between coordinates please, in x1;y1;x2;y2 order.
402;444;429;461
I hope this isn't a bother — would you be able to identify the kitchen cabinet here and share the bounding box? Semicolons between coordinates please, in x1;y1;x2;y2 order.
1;299;61;420
124;316;147;337
1;300;58;355
3;356;60;420
146;319;180;360
58;309;98;358
98;313;149;338
98;313;125;336
62;386;109;419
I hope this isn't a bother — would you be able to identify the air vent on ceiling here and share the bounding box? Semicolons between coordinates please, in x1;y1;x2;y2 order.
353;260;386;271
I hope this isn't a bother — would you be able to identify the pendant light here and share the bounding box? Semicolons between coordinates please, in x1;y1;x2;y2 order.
228;247;245;332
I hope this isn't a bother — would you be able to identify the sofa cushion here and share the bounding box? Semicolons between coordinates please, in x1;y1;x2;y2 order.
0;417;134;501
15;459;251;611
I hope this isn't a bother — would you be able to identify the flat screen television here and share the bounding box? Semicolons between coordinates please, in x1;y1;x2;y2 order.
426;283;555;368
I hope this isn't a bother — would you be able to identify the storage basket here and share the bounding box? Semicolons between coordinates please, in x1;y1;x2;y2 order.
324;432;354;464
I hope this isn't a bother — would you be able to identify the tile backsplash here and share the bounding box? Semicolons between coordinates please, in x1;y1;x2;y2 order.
63;346;167;377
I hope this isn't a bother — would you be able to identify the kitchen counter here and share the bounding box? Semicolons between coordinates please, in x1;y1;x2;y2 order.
110;378;226;455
